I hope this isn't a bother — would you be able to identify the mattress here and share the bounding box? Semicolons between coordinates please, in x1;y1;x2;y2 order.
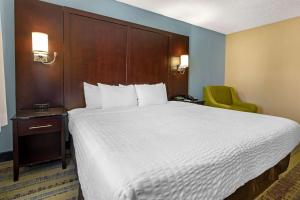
68;101;300;200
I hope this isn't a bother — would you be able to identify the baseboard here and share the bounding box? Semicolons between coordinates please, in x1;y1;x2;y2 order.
0;151;13;162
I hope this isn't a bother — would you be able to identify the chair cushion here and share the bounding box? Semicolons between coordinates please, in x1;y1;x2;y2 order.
230;105;254;112
210;86;233;105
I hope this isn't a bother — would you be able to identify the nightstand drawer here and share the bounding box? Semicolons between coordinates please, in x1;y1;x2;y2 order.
18;117;61;136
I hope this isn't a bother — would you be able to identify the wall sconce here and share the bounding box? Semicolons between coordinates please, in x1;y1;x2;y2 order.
32;32;57;65
171;54;189;74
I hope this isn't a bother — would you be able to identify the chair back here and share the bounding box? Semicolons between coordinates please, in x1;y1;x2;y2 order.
207;86;233;105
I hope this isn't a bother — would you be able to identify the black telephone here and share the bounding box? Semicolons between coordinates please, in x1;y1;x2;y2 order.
173;95;197;102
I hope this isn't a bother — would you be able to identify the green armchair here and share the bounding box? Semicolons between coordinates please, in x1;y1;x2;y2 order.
203;86;258;113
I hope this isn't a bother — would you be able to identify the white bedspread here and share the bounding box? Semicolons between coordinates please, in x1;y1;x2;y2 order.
68;101;300;200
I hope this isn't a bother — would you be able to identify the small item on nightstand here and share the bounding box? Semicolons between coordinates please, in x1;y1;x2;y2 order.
173;95;197;102
33;103;49;112
172;95;205;105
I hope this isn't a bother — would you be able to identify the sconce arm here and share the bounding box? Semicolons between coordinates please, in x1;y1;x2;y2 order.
42;52;57;65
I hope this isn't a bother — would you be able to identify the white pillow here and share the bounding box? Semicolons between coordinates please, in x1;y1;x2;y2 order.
135;83;168;107
98;83;138;109
83;82;102;109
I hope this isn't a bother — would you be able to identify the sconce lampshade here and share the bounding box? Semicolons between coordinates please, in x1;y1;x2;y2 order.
179;55;189;68
32;32;48;54
171;57;180;70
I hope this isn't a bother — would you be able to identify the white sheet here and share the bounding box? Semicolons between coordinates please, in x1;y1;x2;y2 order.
68;102;300;200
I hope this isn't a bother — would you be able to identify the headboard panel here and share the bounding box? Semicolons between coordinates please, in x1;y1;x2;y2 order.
64;10;128;109
63;8;189;110
127;27;169;84
15;0;189;111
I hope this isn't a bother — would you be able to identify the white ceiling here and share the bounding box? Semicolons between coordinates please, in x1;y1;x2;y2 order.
117;0;300;34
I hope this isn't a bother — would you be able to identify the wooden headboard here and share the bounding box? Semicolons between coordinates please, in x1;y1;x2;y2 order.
15;0;189;110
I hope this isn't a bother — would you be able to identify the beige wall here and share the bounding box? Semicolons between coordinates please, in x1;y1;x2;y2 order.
225;17;300;123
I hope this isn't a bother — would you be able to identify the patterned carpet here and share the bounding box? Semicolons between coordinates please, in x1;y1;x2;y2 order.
256;162;300;200
0;160;78;200
1;159;300;200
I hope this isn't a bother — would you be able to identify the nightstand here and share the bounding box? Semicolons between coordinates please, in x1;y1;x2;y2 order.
12;108;67;181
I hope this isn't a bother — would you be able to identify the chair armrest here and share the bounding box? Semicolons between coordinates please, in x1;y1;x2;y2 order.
235;101;258;112
230;88;257;112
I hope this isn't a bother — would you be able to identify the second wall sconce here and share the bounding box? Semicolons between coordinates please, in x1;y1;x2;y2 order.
171;54;189;74
32;32;57;65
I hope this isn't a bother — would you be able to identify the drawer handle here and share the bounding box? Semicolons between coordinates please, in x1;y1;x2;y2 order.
29;124;53;130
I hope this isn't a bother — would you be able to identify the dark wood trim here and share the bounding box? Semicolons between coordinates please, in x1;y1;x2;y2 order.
0;151;13;162
62;7;187;38
125;26;130;83
13;120;19;181
61;115;66;169
63;10;70;110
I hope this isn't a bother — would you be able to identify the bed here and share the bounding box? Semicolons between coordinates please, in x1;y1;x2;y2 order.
68;101;300;200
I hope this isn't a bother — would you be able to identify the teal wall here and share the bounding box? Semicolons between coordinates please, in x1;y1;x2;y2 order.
0;0;15;153
0;0;225;153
